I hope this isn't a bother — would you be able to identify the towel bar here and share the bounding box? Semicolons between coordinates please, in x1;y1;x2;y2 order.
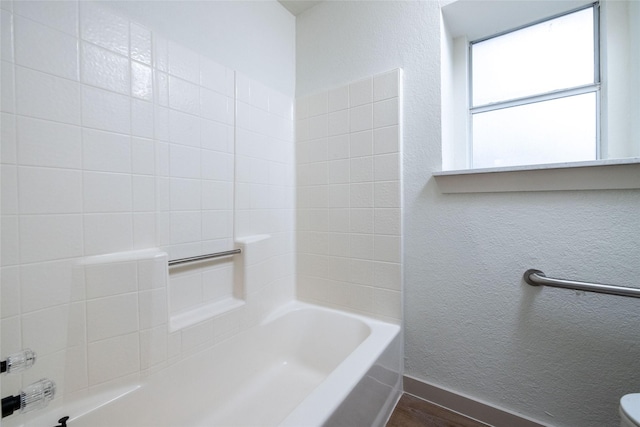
524;269;640;298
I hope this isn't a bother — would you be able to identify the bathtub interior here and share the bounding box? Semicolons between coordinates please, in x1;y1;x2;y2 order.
5;302;400;427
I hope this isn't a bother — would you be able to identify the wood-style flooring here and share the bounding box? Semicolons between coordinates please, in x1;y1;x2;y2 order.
386;393;490;427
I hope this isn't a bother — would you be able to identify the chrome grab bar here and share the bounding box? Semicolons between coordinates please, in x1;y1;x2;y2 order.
168;249;241;267
524;269;640;299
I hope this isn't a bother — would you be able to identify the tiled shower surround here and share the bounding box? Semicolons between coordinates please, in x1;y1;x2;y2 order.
296;71;403;322
0;0;402;410
1;1;295;399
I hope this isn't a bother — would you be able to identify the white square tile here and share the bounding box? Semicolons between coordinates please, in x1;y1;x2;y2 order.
202;211;233;240
85;261;137;299
296;118;310;142
328;85;349;112
169;144;202;178
87;333;139;385
17;116;81;168
169;76;199;115
168;41;199;83
374;70;399;102
181;319;213;355
132;61;153;101
327;159;349;184
350;156;373;183
140;325;167;369
130;23;151;64
350;208;374;234
201;88;232;124
202;150;233;181
87;293;138;341
350;183;373;208
169;272;202;312
22;304;71;354
81;86;130;134
1;165;17;214
169;110;200;147
1;10;13;63
14;16;78;80
327;184;350;208
327;134;349;160
308;114;328;139
201;120;233;153
153;34;168;72
349;77;372;107
154;106;169;141
373;288;401;319
80;2;129;56
19;167;82;214
296;96;309;119
308;91;328;117
133;212;156;249
132;137;155;175
1;60;15;113
374;153;399;181
82;128;131;173
20;260;75;313
133;175;155;212
374;125;399;154
349;103;372;133
327;233;350;258
81;42;130;94
202;181;232;210
154;70;169;107
375;208;401;235
170;178;201;211
83;171;132;213
132;100;154;138
1;216;19;266
374;181;400;208
350;130;373;158
138;289;167;330
1;112;16;163
20;214;83;263
373;261;401;290
83;213;133;255
1;266;20;317
328;257;350;281
328;109;349;136
374;235;400;262
14;0;78;36
348;259;373;285
170;211;201;244
16;66;80;124
374;98;399;128
350;234;374;260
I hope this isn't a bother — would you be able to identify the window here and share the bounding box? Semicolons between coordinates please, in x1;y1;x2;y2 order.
469;5;600;168
441;0;640;172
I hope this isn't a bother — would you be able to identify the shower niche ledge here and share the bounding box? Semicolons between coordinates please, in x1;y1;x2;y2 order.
167;234;271;332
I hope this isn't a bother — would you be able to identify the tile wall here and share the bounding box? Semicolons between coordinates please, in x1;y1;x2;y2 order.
0;0;294;402
296;70;403;323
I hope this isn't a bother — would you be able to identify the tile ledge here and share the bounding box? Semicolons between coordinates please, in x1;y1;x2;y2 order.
433;158;640;193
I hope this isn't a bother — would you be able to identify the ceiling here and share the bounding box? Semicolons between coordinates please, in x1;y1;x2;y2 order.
278;0;324;16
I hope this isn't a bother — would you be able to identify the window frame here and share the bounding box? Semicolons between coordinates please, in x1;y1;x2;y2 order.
466;2;602;168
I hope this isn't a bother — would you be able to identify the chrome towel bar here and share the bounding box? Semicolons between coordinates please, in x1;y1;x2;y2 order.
168;249;241;267
524;269;640;299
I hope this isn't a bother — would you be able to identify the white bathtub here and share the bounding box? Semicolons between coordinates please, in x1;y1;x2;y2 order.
10;302;401;427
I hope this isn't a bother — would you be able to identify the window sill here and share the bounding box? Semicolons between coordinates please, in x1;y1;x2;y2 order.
433;158;640;193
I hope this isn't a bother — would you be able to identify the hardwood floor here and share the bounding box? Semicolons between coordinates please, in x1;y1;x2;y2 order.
386;393;490;427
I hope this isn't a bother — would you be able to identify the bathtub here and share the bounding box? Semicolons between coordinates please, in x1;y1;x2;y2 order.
8;302;401;427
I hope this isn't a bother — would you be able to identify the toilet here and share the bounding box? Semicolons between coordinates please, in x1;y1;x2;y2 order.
620;394;640;427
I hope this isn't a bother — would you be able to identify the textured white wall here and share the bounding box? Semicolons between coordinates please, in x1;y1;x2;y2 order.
297;2;640;426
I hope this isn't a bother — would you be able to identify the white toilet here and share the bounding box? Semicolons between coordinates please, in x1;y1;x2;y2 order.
620;394;640;427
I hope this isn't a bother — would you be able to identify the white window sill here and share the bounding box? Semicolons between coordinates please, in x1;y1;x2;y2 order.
433;158;640;193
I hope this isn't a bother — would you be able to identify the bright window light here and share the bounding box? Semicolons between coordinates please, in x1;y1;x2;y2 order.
469;4;599;168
